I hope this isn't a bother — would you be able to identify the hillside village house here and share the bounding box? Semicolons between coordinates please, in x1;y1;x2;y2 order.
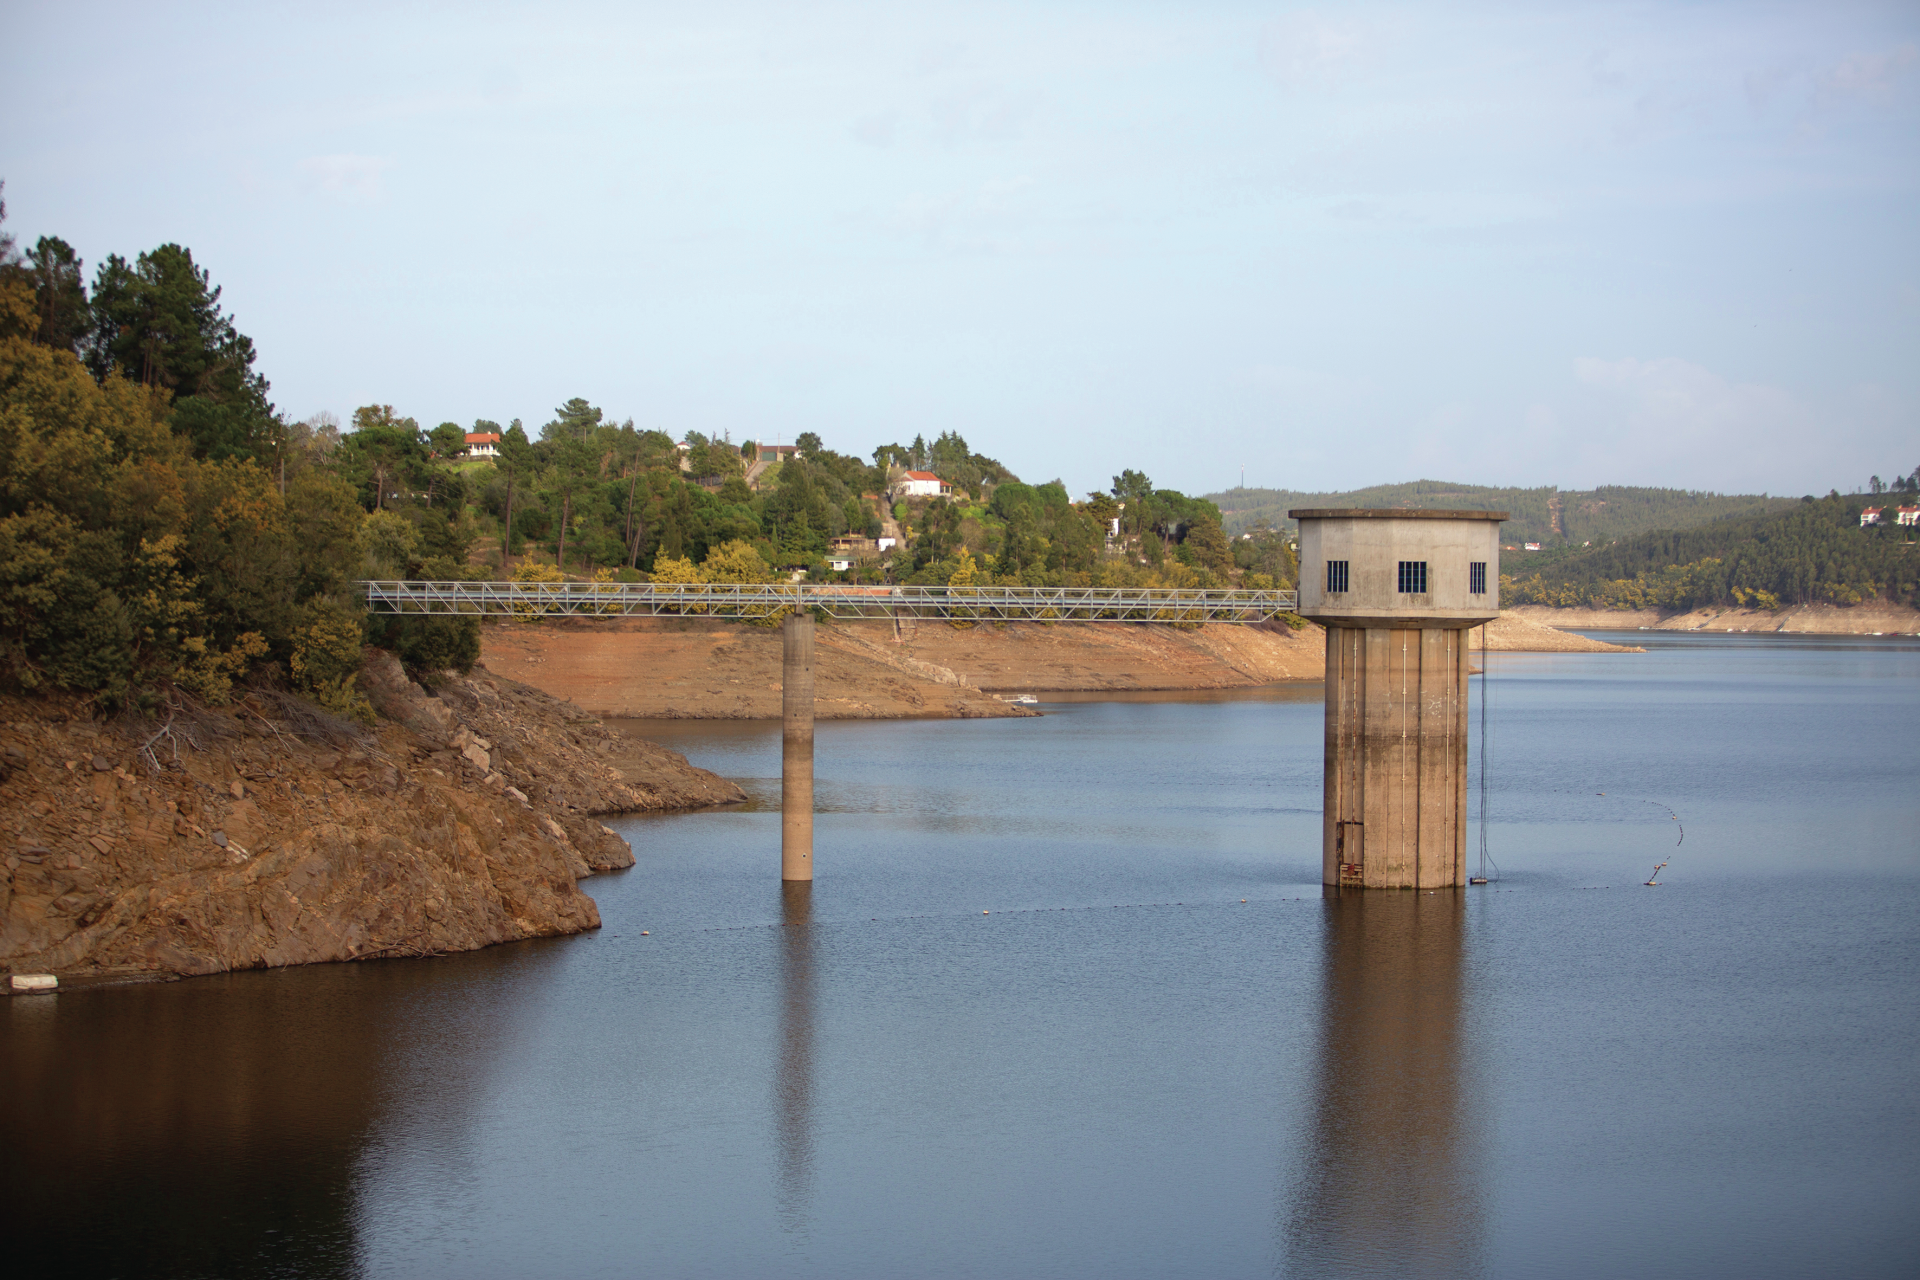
1898;507;1919;526
1861;507;1882;527
464;431;501;459
756;443;803;464
895;470;950;498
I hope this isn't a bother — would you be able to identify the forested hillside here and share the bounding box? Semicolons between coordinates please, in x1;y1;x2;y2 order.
1502;486;1920;610
0;186;1295;715
1208;480;1796;547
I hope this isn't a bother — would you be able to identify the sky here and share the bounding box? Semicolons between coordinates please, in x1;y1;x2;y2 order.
2;0;1915;499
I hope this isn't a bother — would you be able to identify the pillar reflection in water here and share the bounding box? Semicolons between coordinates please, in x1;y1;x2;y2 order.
1283;889;1483;1278
774;879;817;1230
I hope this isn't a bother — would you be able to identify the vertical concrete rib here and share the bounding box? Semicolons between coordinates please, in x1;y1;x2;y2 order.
1323;623;1473;889
781;611;815;881
1452;632;1470;886
1324;626;1366;887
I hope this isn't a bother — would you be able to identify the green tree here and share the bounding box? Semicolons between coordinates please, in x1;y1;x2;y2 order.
495;420;533;567
86;243;276;461
543;396;603;442
22;236;90;353
334;406;426;511
545;436;599;573
1184;513;1231;573
429;421;466;457
1111;470;1154;534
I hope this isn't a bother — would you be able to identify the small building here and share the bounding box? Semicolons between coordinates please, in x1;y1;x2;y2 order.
1524;542;1542;551
756;443;803;464
675;440;693;473
1898;506;1919;527
464;432;501;459
1861;507;1882;527
829;535;879;555
896;471;950;499
826;557;854;572
877;536;897;551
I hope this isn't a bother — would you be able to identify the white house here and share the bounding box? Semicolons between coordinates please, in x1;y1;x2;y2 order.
896;470;950;498
1898;506;1919;527
465;432;501;459
1861;507;1882;527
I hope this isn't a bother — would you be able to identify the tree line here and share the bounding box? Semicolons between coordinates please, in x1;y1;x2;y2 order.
1502;480;1920;611
1210;480;1798;549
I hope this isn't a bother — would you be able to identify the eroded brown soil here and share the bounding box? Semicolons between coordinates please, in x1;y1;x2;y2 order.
1;652;742;982
479;610;1643;716
480;617;1328;715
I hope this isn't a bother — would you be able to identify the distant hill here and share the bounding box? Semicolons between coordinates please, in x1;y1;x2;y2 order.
1204;480;1797;548
1502;492;1918;610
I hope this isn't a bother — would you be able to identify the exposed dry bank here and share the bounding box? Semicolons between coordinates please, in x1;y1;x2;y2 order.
480;611;1637;717
1510;602;1920;636
1;652;741;982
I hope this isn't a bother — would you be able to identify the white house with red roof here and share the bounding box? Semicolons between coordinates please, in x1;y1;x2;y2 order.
464;431;501;459
895;470;951;498
1897;506;1919;526
1860;507;1882;527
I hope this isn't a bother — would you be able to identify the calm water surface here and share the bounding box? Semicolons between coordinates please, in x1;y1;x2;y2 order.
5;633;1917;1278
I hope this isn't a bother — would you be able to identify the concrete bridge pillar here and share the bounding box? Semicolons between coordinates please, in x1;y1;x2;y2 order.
1292;509;1506;889
782;610;815;881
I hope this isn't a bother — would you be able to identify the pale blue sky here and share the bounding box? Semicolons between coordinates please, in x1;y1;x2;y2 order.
3;0;1914;497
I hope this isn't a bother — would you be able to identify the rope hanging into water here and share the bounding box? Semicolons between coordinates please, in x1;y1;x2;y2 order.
1477;622;1501;883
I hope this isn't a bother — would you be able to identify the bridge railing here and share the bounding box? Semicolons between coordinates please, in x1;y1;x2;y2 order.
360;581;1298;623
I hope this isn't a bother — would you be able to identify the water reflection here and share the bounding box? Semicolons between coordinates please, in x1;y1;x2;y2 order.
1283;890;1483;1278
0;947;548;1279
774;880;817;1232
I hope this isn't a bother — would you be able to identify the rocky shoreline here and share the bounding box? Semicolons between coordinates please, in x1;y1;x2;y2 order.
1509;602;1920;636
1;652;743;984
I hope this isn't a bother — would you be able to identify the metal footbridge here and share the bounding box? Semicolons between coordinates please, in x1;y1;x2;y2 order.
361;580;1297;623
362;578;1299;883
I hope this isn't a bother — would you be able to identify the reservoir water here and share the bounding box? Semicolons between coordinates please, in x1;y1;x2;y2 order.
5;633;1917;1278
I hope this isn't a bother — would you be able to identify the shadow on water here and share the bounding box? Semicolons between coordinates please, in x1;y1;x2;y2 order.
774;880;816;1237
1282;889;1483;1279
0;943;563;1280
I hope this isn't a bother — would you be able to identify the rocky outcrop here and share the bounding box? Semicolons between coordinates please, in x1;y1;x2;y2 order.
0;653;744;982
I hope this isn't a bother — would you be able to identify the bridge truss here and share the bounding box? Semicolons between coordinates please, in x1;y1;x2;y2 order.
361;580;1298;624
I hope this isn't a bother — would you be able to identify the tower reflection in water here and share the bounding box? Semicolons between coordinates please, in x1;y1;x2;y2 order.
774;880;817;1232
1284;889;1484;1278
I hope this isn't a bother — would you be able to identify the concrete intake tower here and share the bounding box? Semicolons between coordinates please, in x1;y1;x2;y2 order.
1291;509;1507;890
